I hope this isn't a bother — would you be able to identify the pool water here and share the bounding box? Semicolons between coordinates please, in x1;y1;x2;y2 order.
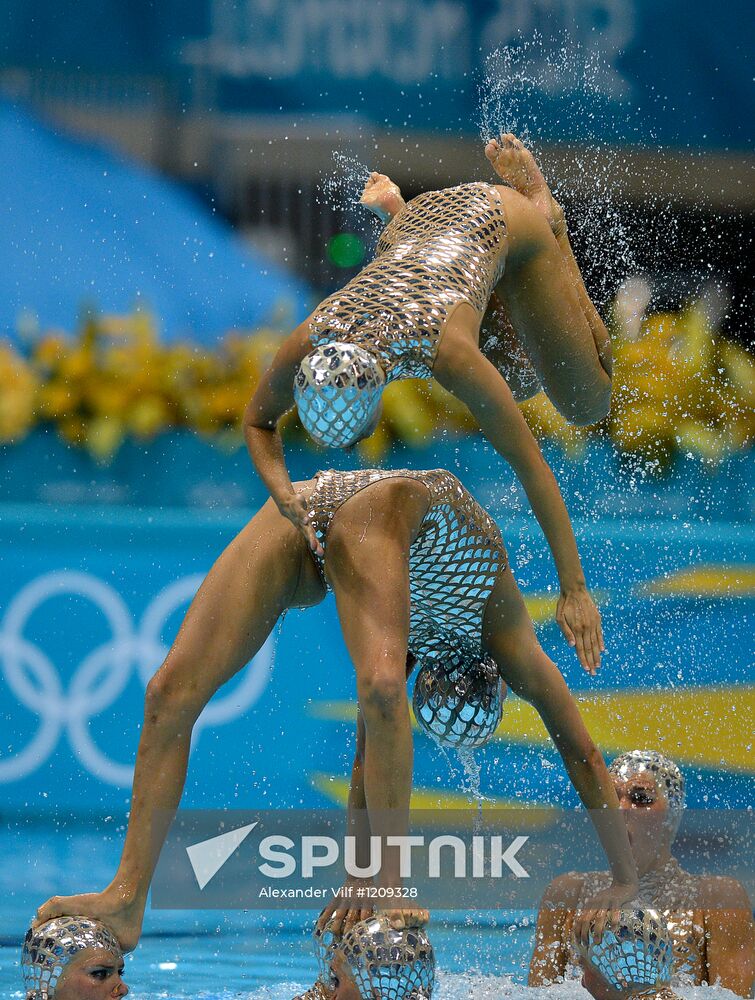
0;824;743;999
0;821;536;997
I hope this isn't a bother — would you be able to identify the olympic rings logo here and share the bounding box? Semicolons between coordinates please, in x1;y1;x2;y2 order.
0;571;274;787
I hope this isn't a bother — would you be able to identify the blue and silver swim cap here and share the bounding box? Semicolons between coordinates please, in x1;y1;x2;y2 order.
22;916;123;999
579;908;674;992
412;653;504;749
609;750;686;836
341;915;435;999
294;342;385;448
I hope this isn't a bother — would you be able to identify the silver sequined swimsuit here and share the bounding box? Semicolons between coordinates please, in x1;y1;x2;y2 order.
309;183;507;380
307;468;508;665
567;860;707;986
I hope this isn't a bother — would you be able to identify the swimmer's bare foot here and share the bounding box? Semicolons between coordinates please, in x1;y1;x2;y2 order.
360;172;405;224
485;134;566;238
33;887;145;953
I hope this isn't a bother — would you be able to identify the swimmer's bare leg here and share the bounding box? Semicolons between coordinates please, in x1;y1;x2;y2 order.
325;479;430;930
35;499;321;950
317;653;417;937
480;290;541;402
487;136;613;421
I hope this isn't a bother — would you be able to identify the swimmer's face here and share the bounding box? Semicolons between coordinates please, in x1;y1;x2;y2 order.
330;950;361;1000
613;774;671;855
55;948;128;998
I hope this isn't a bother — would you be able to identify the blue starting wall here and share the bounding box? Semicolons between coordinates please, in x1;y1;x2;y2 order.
0;0;752;150
0;450;753;816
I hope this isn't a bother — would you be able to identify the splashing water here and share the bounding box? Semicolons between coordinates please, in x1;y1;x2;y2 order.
477;36;678;302
320;150;371;212
321;151;386;242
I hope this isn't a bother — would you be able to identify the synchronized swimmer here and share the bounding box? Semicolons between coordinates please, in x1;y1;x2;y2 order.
24;136;747;1000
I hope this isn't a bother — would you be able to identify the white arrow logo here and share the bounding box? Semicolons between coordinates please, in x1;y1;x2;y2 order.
186;822;257;890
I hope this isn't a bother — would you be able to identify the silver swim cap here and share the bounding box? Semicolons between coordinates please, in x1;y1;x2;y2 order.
22;916;123;999
314;920;340;988
294;342;385;448
341;915;435;999
609;750;686;835
578;907;674;992
412;654;504;749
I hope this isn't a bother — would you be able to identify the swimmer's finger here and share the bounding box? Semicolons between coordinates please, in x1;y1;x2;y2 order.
589;627;602;671
593;908;609;945
301;520;323;557
584;629;599;673
573;626;591;672
343;906;367;936
576;908;594;949
315;899;337;933
328;905;348;938
383;907;429;930
556;607;576;648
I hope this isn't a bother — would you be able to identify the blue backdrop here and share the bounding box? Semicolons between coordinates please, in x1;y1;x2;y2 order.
0;0;751;150
0;99;313;343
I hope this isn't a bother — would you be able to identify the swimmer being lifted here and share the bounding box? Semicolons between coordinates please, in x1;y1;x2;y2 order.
245;135;613;553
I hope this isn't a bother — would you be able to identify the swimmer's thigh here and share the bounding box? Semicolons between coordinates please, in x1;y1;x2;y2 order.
500;205;609;424
326;479;430;682
156;500;315;704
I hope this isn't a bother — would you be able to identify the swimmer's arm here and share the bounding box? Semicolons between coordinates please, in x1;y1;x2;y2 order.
243;318;323;554
435;341;603;673
701;878;755;996
528;873;583;985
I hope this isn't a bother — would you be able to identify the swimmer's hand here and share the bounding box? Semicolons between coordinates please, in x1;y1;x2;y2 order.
33;887;143;953
485;134;566;238
360;172;405;223
376;907;430;931
556;584;604;675
316;878;375;937
279;491;324;557
574;879;640;949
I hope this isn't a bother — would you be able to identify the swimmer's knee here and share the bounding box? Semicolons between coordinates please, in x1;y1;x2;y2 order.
551;379;611;426
358;663;408;721
145;661;203;724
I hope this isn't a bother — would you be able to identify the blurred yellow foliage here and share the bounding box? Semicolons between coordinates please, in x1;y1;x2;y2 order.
0;305;751;466
0;343;39;442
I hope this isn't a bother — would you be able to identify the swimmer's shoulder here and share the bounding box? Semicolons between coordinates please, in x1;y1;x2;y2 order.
538;870;595;909
696;874;753;912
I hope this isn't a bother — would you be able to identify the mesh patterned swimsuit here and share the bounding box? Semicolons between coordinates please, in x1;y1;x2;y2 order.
566;860;707;985
307;468;508;666
309;183;507;380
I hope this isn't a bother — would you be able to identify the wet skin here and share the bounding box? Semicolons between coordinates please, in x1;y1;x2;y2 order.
529;772;755;995
54;947;128;999
35;474;635;949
